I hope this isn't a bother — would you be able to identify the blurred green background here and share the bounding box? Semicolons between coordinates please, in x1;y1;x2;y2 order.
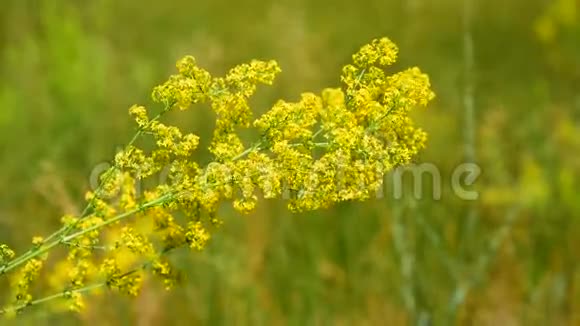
1;0;580;325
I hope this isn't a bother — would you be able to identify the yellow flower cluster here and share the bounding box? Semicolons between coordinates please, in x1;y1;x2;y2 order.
10;259;43;307
152;55;212;109
0;244;15;264
100;258;142;297
0;37;434;317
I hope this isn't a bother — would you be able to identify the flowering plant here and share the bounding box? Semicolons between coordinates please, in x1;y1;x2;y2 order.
0;37;434;317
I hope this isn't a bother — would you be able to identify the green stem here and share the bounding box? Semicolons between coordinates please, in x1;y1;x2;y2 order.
61;194;174;244
46;106;171;242
2;247;176;316
0;283;106;316
1;105;174;276
0;193;174;276
232;142;262;161
288;142;329;148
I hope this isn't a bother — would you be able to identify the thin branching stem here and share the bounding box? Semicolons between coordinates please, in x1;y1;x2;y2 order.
0;104;174;276
1;246;176;316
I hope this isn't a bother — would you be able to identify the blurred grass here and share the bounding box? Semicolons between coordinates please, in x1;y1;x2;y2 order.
1;0;580;325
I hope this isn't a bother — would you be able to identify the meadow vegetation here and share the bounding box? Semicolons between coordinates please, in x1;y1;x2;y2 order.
0;0;579;324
